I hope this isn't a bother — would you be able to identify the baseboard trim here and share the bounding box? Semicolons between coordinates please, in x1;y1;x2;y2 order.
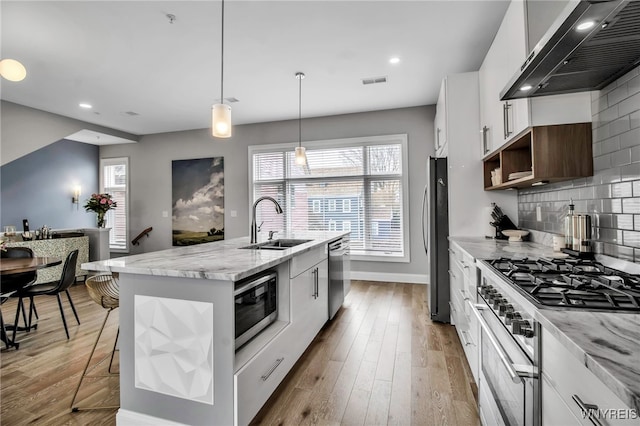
350;271;428;284
117;409;185;425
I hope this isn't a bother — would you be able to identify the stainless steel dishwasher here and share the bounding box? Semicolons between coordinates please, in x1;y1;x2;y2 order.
328;236;350;320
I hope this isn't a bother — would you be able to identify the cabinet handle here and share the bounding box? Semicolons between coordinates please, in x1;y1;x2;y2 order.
504;102;513;138
316;268;320;299
459;288;469;301
448;269;456;279
460;330;474;347
436;128;441;149
448;248;456;255
502;103;508;139
261;357;284;381
572;395;603;426
481;126;489;154
448;301;456;313
311;268;317;299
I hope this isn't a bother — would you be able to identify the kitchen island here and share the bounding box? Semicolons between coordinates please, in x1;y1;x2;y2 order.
450;236;640;419
82;231;348;426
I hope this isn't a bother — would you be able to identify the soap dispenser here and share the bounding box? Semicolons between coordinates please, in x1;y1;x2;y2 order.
564;200;575;248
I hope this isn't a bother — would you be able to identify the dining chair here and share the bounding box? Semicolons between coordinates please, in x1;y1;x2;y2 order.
14;249;80;339
1;247;38;348
71;273;119;412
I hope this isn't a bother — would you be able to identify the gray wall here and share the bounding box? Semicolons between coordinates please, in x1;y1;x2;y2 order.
519;65;640;262
0;139;99;230
100;106;434;279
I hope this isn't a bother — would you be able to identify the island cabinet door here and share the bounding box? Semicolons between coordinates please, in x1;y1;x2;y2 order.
290;258;329;352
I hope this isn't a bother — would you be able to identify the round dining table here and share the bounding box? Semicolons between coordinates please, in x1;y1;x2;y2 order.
0;256;62;275
1;256;62;349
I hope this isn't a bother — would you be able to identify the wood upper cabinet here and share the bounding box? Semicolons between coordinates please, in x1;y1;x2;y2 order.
483;122;593;190
479;0;592;156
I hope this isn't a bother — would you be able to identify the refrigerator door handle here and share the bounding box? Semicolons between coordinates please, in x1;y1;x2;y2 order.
422;183;429;254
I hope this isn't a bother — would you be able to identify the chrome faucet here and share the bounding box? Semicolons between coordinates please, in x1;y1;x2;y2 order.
251;196;283;243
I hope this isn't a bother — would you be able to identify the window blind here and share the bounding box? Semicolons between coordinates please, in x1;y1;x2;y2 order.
102;159;128;251
251;138;405;258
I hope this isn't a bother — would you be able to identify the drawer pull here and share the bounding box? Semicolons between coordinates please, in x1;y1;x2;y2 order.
459;288;469;301
261;357;284;381
572;395;603;426
460;330;474;347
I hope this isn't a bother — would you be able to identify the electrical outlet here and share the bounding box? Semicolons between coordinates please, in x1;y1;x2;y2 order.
162;211;168;218
231;210;237;218
536;204;542;222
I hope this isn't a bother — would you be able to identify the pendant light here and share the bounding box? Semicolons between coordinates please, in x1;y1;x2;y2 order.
212;0;231;138
294;72;307;166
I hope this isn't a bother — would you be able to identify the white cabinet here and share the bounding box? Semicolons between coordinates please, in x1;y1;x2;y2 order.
448;241;479;382
541;327;637;425
434;79;448;157
235;245;329;426
479;0;591;156
290;257;328;352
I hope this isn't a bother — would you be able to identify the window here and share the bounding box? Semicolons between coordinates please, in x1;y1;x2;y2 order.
101;157;129;252
250;134;409;261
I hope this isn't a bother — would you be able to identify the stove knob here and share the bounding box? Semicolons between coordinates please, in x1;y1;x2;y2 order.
512;319;531;335
498;303;513;316
522;328;535;338
489;292;502;303
493;297;505;309
505;311;521;325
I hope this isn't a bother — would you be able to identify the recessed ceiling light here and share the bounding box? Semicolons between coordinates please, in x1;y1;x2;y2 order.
79;103;92;109
389;57;400;64
520;84;533;92
576;21;595;31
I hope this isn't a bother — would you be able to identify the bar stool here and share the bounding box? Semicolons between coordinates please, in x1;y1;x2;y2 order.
71;273;120;412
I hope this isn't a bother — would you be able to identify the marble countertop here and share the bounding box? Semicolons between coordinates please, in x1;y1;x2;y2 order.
81;231;348;282
450;236;640;413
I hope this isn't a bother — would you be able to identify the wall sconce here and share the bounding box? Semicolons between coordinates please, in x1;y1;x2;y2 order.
72;186;81;208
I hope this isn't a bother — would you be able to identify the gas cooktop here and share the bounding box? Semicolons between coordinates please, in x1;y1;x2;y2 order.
487;257;640;312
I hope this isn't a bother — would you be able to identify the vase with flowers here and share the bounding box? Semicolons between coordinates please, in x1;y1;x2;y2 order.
84;193;117;228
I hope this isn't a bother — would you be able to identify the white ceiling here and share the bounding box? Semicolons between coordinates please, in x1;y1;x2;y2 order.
1;1;509;137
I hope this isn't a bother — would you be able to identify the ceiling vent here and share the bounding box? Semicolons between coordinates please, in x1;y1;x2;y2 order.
362;76;387;85
225;97;239;103
124;111;140;116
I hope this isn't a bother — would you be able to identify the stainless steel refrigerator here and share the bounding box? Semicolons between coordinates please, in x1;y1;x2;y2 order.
422;157;450;323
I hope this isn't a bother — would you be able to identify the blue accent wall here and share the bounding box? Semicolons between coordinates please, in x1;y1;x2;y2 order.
1;139;99;230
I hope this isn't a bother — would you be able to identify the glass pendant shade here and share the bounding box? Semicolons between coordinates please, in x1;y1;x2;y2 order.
295;146;307;166
0;59;26;82
211;103;232;138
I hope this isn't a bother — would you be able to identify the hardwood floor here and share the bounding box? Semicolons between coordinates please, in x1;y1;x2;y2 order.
0;280;478;426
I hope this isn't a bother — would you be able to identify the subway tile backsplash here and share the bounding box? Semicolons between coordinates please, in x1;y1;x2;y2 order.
519;65;640;262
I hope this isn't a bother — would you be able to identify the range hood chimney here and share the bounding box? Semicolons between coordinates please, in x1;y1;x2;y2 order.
501;0;640;101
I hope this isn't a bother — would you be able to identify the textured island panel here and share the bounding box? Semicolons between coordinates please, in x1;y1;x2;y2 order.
7;236;89;283
134;295;214;405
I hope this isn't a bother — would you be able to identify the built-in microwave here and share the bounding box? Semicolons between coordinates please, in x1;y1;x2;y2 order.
234;271;278;350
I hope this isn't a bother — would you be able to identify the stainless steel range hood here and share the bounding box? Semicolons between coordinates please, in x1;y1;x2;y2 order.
501;0;640;100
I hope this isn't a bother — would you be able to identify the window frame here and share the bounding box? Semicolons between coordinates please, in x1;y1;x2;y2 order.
248;134;410;263
100;157;129;253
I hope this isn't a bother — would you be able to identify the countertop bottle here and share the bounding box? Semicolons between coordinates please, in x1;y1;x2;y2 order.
564;200;575;248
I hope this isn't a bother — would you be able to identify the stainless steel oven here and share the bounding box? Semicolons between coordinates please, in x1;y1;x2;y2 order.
473;264;541;426
234;271;277;350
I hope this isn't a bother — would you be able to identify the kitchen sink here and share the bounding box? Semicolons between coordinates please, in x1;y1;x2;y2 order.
239;239;312;250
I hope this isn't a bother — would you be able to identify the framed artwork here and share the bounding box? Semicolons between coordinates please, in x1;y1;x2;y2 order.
172;157;224;246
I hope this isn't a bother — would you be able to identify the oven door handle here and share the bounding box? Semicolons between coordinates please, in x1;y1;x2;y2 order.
470;302;532;384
